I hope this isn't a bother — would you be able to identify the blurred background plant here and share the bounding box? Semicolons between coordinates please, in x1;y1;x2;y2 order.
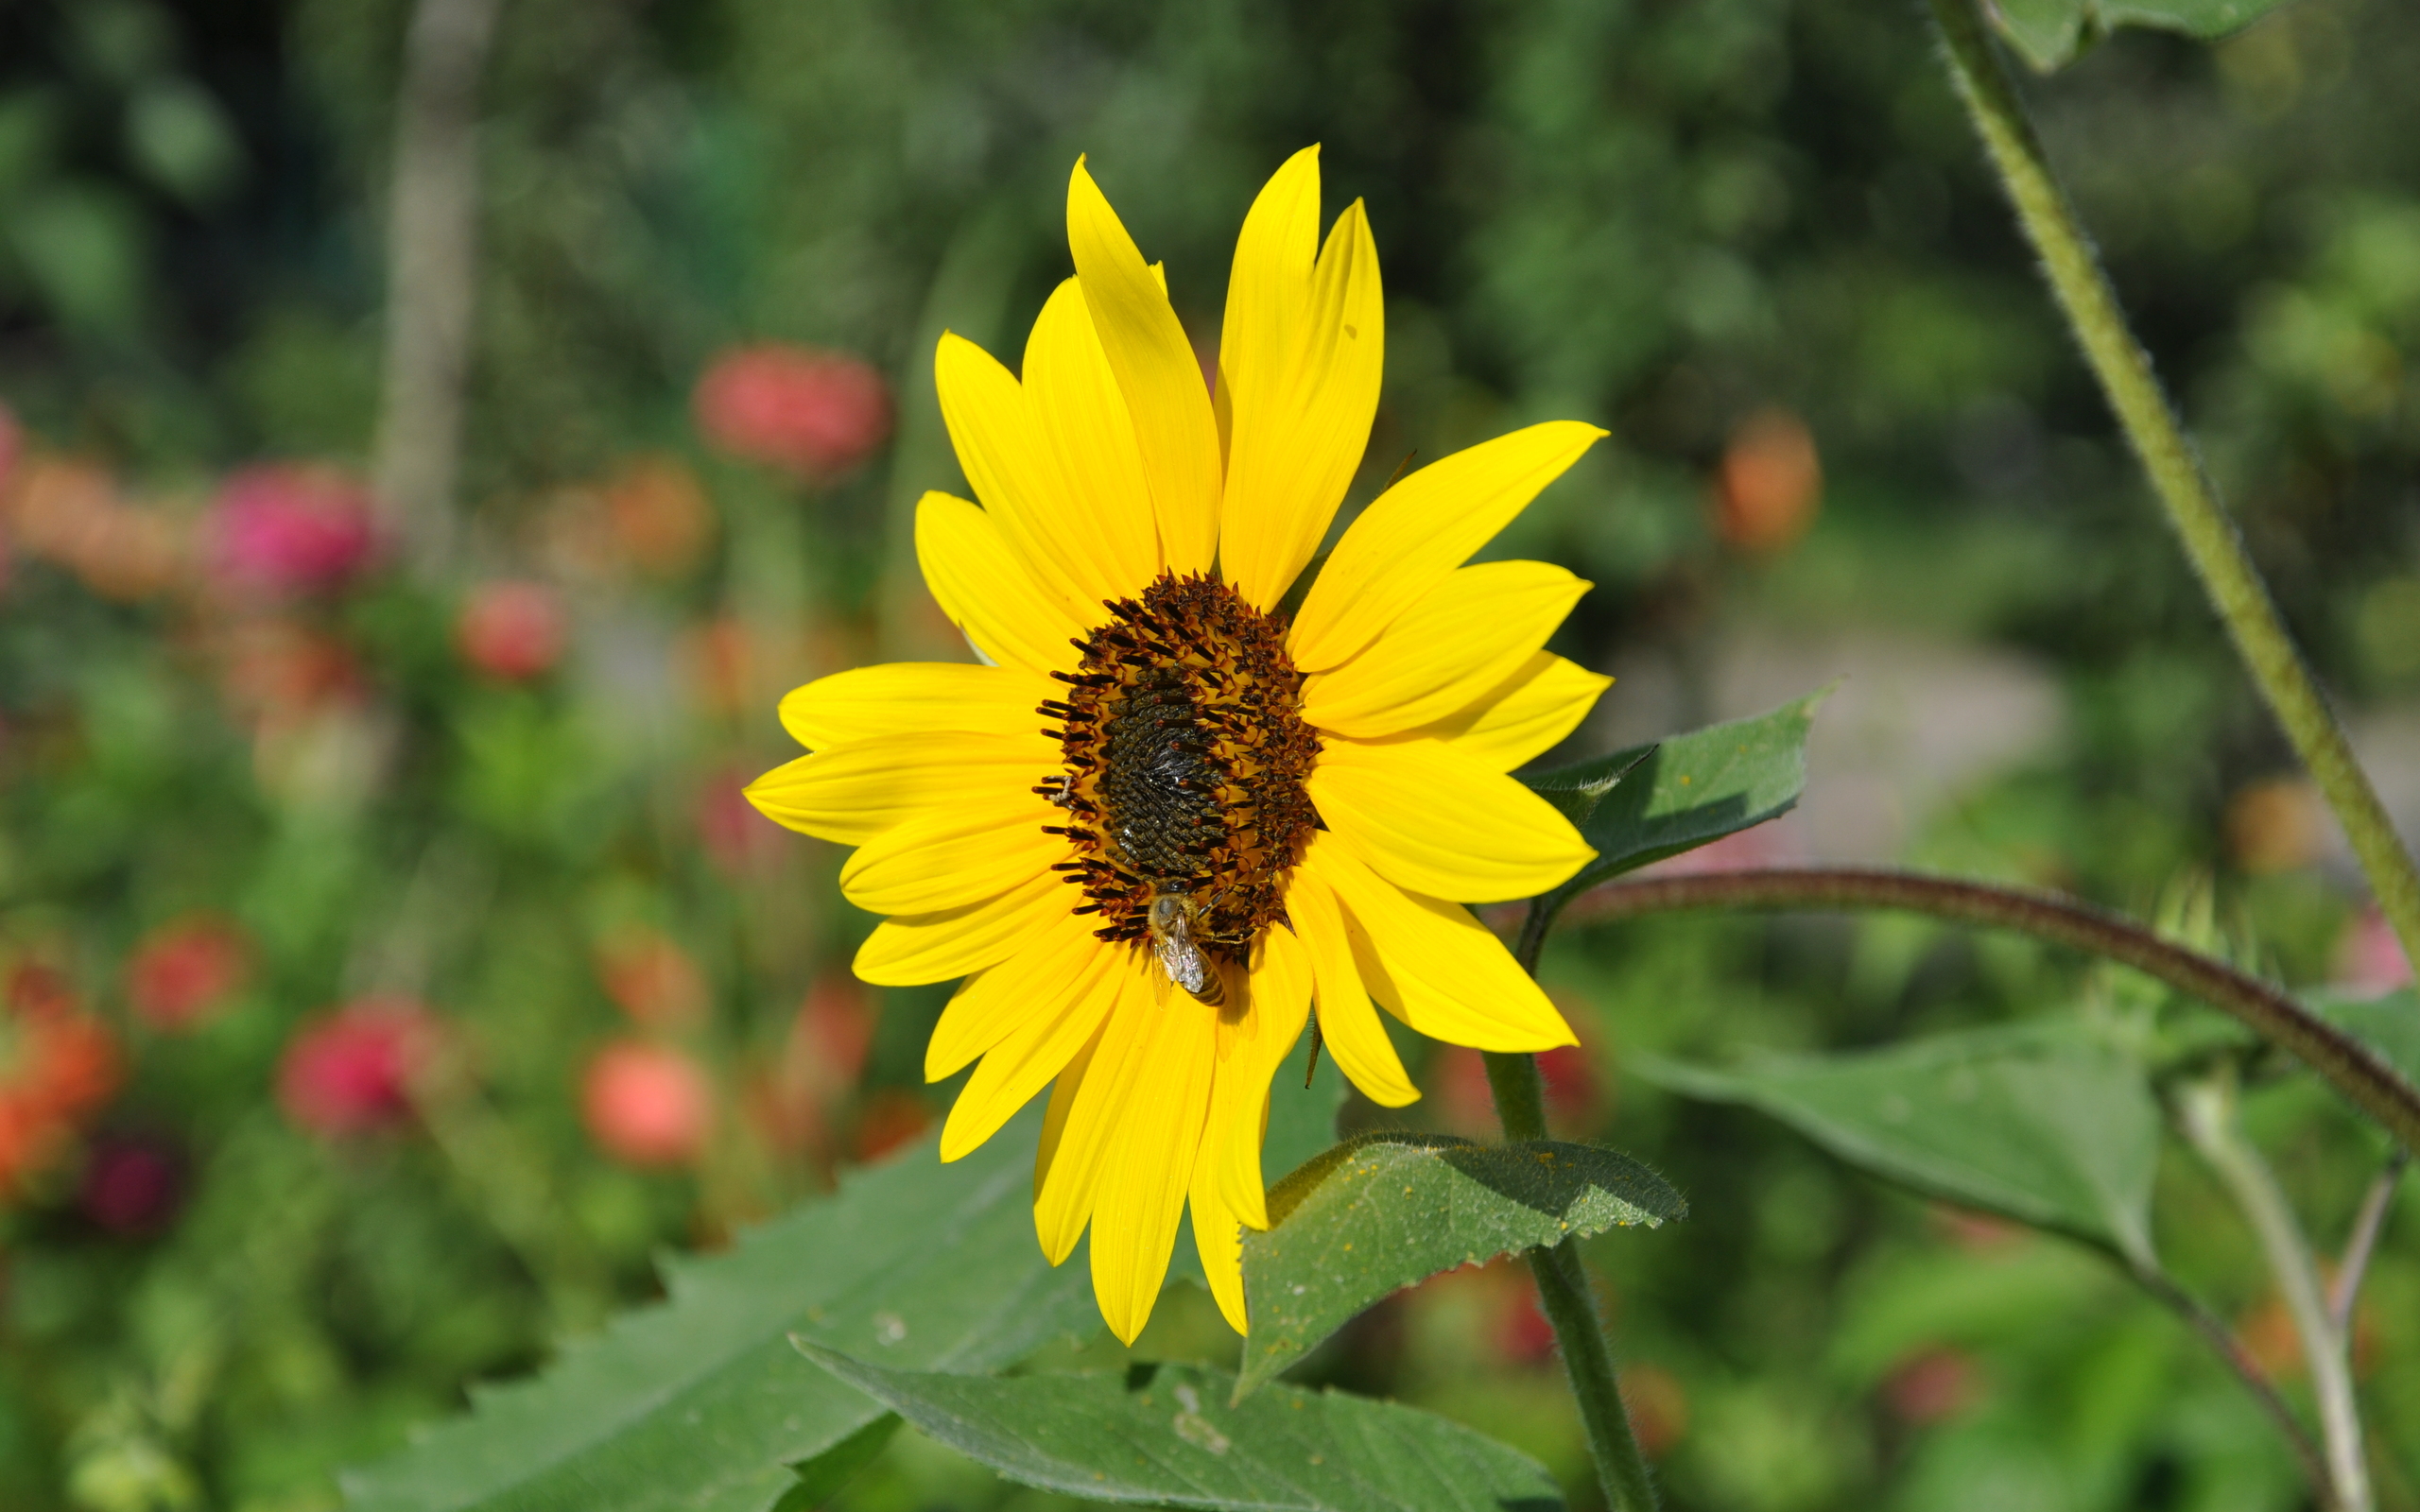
0;0;2414;1508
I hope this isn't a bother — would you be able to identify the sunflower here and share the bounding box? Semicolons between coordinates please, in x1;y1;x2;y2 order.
749;147;1609;1343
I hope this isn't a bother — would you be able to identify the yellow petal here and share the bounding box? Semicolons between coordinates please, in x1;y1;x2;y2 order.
1218;151;1385;611
778;662;1055;752
1033;1010;1108;1255
1419;652;1612;772
1087;989;1217;1344
1308;736;1595;902
1288;421;1605;673
1216;148;1319;471
935;332;1125;624
856;871;1071;988
1188;1160;1248;1334
940;937;1121;1160
745;731;1054;847
1306;833;1576;1052
1032;967;1154;1264
926;907;1111;1080
915;491;1087;675
838;794;1059;916
1022;280;1163;601
1068;159;1221;575
1283;864;1420;1107
1207;925;1313;1228
1302;561;1588;739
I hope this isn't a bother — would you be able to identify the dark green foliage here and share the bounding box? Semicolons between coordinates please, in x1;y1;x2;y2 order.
342;1109;1092;1512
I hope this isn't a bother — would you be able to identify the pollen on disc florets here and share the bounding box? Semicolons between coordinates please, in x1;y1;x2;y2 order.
1037;573;1321;965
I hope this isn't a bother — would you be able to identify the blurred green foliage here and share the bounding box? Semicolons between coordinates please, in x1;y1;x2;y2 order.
0;0;2414;1508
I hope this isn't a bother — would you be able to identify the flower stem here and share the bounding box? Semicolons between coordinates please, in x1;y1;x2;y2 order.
1567;867;2420;1150
1927;0;2420;985
1483;903;1659;1511
2329;1148;2407;1334
2179;1074;2372;1512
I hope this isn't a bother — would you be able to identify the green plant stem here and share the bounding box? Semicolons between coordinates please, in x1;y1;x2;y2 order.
1568;868;2420;1149
1481;903;1659;1512
1927;0;2420;984
2180;1075;2371;1512
2330;1149;2407;1334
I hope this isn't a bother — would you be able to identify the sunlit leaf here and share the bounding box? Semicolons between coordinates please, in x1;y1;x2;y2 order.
1236;1134;1684;1398
342;1106;1092;1512
1526;689;1825;909
1635;1023;2159;1267
1987;0;2301;72
798;1349;1564;1512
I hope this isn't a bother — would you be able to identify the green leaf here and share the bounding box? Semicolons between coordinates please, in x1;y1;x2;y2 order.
2308;988;2420;1090
1987;0;2299;72
1522;745;1655;832
1634;1024;2160;1267
341;1106;1092;1512
770;1416;898;1512
797;1349;1564;1512
1989;0;2090;70
1527;689;1825;908
1236;1134;1685;1399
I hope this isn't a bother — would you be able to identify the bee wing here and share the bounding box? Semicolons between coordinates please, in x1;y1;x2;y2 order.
1153;933;1211;997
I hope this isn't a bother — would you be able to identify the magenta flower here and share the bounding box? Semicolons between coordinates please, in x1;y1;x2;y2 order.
209;465;380;596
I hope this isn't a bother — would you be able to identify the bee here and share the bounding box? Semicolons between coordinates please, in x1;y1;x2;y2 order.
1146;886;1225;1006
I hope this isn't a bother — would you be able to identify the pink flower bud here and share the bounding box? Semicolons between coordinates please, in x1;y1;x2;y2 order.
209;464;379;596
581;1040;711;1168
2334;908;2412;997
277;997;438;1139
457;580;567;681
693;344;892;479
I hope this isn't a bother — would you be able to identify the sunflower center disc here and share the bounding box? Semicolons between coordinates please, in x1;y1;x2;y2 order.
1039;573;1321;970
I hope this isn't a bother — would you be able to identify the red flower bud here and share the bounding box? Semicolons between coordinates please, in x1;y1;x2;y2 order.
277;997;439;1139
693;344;892;479
124;916;250;1032
457;580;567;681
581;1040;712;1168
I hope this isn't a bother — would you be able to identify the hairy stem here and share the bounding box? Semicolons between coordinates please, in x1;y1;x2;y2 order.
1926;0;2420;984
2331;1149;2407;1334
2180;1076;2371;1512
1479;903;1658;1511
1567;868;2420;1149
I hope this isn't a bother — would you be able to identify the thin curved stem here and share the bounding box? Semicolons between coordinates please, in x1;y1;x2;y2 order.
2129;1263;2335;1508
1480;904;1659;1511
2181;1076;2372;1512
1927;0;2420;987
1566;867;2420;1150
2331;1149;2407;1334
